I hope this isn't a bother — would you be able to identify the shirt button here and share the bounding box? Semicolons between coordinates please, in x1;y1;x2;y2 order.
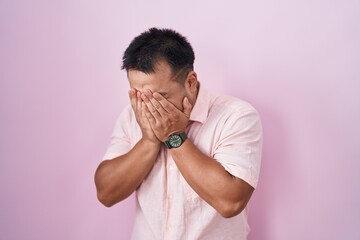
168;164;175;171
191;197;199;203
169;194;173;199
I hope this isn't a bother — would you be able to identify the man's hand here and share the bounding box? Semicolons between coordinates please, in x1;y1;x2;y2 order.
129;89;160;144
140;89;192;142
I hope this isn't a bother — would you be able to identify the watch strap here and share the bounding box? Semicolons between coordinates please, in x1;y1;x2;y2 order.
164;140;172;149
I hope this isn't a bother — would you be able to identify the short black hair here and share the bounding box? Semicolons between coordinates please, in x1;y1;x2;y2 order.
121;28;195;78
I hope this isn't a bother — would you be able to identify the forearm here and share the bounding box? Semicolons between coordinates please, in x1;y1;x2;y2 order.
170;139;254;218
95;139;161;207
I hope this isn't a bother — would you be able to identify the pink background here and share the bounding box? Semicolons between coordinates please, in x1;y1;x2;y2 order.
1;0;359;239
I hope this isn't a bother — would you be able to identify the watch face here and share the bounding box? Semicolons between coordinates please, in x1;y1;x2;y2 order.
169;134;182;148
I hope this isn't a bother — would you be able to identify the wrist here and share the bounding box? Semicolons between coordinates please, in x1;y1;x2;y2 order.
164;132;187;149
140;137;161;149
169;138;189;151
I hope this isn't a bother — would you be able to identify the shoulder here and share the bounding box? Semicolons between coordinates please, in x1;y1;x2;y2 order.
111;105;141;141
122;105;134;116
207;95;262;141
114;105;136;125
210;94;259;118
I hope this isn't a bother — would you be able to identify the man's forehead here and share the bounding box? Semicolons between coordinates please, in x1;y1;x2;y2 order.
128;70;172;94
128;80;168;95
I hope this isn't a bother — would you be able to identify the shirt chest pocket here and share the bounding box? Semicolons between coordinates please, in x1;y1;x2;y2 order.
180;176;202;204
166;150;203;205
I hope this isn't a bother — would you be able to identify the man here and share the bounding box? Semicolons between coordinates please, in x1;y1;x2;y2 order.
95;27;262;240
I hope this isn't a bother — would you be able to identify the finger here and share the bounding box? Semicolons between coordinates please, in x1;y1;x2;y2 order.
144;90;167;117
142;101;156;126
128;89;137;111
141;92;162;119
153;92;177;113
136;91;142;115
182;97;192;117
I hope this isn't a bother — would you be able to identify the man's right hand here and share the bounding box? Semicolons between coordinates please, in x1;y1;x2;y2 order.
129;89;160;145
96;89;162;207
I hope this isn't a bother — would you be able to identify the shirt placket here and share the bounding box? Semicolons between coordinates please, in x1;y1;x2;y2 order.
164;150;178;240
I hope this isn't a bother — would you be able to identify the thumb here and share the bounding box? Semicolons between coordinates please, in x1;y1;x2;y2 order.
182;97;192;117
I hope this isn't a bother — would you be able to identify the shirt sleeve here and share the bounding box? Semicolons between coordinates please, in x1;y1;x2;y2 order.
102;106;132;161
213;109;263;189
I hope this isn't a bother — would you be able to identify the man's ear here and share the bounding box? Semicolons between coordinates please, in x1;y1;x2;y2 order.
185;71;198;93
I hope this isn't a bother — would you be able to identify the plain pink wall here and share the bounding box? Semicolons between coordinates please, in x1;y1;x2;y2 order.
1;0;359;239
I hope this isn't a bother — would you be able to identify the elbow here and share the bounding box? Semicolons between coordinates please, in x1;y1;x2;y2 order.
216;181;254;218
94;160;116;208
94;159;133;207
97;191;116;208
217;200;247;218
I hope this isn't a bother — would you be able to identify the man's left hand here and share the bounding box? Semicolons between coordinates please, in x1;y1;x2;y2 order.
140;89;192;142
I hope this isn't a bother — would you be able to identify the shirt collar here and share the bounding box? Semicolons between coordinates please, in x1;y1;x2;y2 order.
189;83;211;124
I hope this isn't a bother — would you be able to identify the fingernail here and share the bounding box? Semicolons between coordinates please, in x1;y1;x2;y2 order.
153;92;160;99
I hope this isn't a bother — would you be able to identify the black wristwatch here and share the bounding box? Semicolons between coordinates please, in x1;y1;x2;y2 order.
164;132;187;149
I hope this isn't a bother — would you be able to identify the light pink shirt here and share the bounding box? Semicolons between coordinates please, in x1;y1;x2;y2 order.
102;84;262;240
